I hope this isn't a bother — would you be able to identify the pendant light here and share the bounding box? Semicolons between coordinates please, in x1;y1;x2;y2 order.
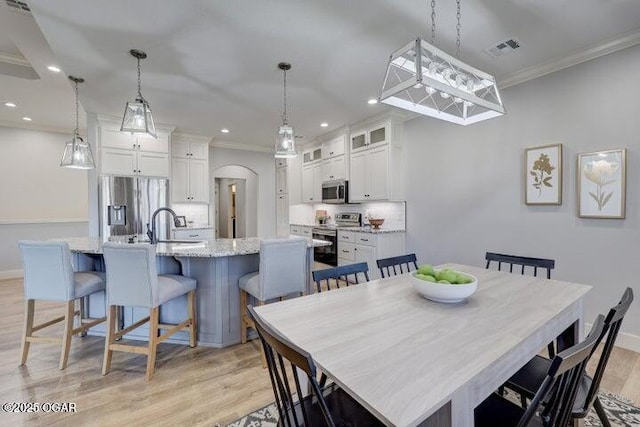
379;0;505;126
60;76;95;169
121;49;156;138
275;62;297;158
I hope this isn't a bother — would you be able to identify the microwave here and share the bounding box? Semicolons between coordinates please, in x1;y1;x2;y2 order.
322;180;349;204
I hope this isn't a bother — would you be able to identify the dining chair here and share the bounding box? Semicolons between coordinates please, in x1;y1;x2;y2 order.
485;252;555;279
312;262;369;293
376;253;418;278
247;305;384;426
101;243;197;381
475;314;606;427
18;241;107;370
504;287;634;427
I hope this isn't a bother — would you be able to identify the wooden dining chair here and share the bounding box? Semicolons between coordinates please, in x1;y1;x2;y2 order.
485;252;555;279
475;315;606;427
247;306;384;426
312;262;369;293
376;253;418;278
504;287;634;427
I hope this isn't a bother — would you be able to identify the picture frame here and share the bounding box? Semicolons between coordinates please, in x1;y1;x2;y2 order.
578;148;626;219
175;216;187;227
525;143;562;205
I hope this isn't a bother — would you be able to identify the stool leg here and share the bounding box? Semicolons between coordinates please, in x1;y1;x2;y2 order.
240;290;248;344
146;307;159;381
102;305;117;376
257;300;267;369
78;297;87;338
188;290;197;348
20;299;35;366
59;300;75;370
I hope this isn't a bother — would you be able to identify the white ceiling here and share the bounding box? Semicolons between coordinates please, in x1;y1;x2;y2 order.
10;0;640;147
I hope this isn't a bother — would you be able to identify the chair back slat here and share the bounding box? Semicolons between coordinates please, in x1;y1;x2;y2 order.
376;254;418;278
312;262;369;292
583;287;634;411
247;306;336;427
517;315;605;427
485;252;555;279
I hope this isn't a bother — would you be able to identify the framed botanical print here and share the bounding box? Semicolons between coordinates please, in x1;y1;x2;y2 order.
525;144;562;205
578;148;626;219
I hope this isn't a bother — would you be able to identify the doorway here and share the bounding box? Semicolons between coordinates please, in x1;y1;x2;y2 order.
212;165;258;239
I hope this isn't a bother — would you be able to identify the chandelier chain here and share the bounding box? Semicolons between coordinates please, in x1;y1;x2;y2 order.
282;68;288;125
430;0;436;44
74;79;79;137
456;0;462;58
137;57;142;100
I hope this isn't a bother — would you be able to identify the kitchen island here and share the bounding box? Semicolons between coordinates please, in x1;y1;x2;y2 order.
55;236;330;348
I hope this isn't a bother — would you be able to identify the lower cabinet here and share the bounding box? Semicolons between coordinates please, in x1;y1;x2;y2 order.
337;231;406;280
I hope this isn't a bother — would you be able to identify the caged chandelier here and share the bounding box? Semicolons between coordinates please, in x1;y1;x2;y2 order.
275;62;297;158
121;49;156;138
379;0;505;126
60;76;95;169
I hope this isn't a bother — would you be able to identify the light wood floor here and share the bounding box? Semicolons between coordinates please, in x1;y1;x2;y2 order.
1;277;639;427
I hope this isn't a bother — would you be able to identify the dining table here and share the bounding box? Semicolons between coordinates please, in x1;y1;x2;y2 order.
253;263;592;426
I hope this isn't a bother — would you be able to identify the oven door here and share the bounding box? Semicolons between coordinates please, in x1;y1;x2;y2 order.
312;230;338;266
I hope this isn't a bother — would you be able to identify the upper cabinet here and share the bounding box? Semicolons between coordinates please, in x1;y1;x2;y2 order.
348;117;404;202
302;146;322;164
171;135;210;203
301;162;322;203
101;128;170;177
321;135;346;158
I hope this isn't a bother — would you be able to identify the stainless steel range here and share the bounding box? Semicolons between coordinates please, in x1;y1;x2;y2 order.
312;213;361;266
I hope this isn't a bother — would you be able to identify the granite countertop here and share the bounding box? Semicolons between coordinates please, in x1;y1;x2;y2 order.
171;226;213;231
289;223;405;234
53;236;330;258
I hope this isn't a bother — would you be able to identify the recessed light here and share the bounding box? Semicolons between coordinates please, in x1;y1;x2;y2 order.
4;102;16;107
47;65;61;73
221;128;230;133
320;122;328;128
367;98;378;105
22;117;32;121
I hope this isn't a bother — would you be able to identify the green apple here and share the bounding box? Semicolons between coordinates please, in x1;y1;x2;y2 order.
454;274;474;285
438;270;458;283
417;264;436;276
416;273;436;282
437;280;451;284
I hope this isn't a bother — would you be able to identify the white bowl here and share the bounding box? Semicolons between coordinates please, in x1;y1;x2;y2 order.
410;270;478;303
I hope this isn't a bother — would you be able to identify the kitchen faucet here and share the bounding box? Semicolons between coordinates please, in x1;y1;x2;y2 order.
147;207;182;244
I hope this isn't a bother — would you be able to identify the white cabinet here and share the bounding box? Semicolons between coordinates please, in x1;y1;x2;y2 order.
171;140;209;203
301;163;322;203
172;227;214;240
337;231;406;280
276;166;288;194
348;116;404;202
276;194;289;237
321;155;346;182
290;225;312;238
99;121;171;177
302;146;322;165
287;155;302;205
322;135;346;158
171;140;208;160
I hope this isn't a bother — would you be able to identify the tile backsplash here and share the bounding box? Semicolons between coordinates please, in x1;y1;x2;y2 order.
172;203;210;227
290;202;406;230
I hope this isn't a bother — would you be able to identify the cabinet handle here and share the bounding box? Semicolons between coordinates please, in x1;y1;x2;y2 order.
341;250;349;253
361;238;369;242
189;234;198;237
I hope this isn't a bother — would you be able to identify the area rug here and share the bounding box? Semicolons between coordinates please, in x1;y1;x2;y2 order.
226;391;640;426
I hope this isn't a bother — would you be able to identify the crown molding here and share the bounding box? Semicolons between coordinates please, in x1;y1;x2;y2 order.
96;113;176;134
172;131;212;144
499;29;640;89
210;139;274;153
0;51;31;67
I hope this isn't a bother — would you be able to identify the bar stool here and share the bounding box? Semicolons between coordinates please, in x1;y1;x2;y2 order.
239;238;307;348
18;241;107;370
101;243;197;381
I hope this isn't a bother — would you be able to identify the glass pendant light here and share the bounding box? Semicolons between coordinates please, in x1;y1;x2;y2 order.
379;0;505;126
121;49;157;138
60;76;95;169
275;62;297;158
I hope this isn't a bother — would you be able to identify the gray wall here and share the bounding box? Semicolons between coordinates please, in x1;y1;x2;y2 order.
403;44;640;339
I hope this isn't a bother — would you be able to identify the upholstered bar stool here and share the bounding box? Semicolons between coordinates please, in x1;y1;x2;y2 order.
18;241;107;370
239;238;307;348
101;243;197;381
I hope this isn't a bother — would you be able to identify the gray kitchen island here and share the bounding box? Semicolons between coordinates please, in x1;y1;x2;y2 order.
54;237;329;348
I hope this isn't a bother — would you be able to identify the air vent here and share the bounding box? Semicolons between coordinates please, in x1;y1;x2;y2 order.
484;37;522;59
5;0;31;13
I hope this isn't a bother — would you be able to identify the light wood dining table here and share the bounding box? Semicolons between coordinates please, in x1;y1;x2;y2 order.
253;263;592;427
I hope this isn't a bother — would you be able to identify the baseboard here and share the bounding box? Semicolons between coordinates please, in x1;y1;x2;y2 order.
0;269;23;280
586;322;640;353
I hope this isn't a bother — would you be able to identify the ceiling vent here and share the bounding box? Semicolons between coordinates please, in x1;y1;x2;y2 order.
5;0;31;13
484;37;522;59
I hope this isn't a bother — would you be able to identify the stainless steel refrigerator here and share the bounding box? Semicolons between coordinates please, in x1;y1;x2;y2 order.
100;176;169;241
